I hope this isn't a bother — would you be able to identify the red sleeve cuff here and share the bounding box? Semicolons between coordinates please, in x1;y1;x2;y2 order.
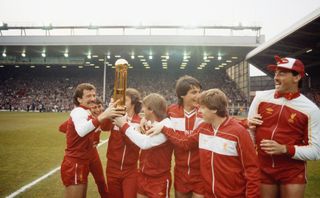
58;125;67;133
58;120;68;133
100;119;113;131
92;118;100;128
163;126;170;135
286;145;295;156
120;123;130;134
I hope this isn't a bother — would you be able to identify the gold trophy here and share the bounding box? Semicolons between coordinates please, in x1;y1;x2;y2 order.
113;59;128;107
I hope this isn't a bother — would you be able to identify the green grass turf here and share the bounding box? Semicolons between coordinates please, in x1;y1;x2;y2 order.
0;112;171;197
0;112;68;197
0;112;319;197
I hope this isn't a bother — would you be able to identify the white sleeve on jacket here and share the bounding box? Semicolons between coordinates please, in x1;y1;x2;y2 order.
70;107;96;137
248;91;262;120
293;108;320;160
247;91;264;143
125;126;167;150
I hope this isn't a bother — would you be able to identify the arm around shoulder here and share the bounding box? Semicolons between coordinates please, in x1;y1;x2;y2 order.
122;125;167;150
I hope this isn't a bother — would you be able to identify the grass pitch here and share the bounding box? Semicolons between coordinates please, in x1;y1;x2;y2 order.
0;112;319;197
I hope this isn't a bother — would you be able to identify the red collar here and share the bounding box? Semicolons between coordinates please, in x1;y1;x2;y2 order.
274;91;300;100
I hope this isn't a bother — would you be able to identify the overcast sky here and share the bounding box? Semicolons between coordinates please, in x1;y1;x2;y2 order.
1;0;319;75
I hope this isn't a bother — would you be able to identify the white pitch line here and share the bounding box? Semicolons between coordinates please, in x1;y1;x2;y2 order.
6;139;109;198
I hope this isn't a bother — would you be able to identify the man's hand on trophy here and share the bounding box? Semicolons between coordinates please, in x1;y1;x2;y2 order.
98;100;125;122
113;116;127;128
108;98;115;107
111;99;126;117
108;98;127;116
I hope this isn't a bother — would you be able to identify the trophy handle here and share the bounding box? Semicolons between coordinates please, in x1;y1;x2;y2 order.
113;59;128;107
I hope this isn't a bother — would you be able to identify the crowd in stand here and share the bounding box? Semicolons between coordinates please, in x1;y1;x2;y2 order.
0;70;248;112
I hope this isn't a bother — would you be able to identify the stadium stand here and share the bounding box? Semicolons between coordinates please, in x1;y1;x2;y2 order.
0;66;246;112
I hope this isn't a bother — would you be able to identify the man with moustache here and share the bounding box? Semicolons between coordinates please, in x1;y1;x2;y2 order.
60;83;125;198
248;56;320;198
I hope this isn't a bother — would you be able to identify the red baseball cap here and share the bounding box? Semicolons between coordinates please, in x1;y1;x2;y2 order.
268;55;305;77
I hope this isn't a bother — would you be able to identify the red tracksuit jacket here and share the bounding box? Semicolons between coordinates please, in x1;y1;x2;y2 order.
248;89;320;169
167;104;203;177
65;106;100;161
163;117;260;198
101;114;141;174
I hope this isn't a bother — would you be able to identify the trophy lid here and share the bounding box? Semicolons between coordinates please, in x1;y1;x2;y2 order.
115;59;128;65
